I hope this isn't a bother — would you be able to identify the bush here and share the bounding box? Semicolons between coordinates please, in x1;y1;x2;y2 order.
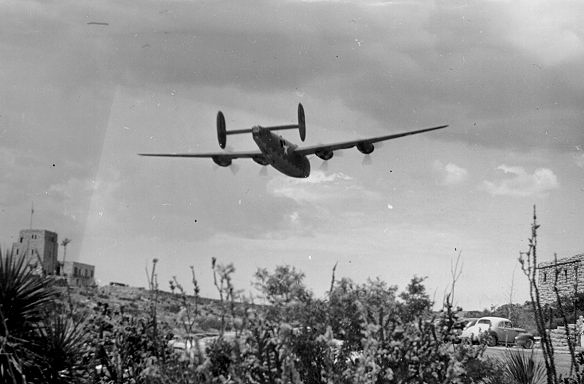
2;252;530;383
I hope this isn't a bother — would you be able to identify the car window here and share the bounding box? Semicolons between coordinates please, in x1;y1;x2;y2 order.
464;320;477;329
477;319;491;325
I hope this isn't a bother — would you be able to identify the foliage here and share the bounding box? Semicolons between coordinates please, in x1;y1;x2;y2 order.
1;248;532;384
254;264;310;306
503;349;546;384
0;249;59;334
397;275;432;323
491;302;537;334
0;249;88;383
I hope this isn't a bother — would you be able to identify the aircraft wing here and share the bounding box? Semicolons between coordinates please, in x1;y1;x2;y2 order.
295;124;448;156
139;150;265;161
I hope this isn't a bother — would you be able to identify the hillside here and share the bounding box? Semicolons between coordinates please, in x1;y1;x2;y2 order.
63;283;248;337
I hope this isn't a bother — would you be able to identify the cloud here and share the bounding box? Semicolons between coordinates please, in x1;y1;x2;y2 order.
2;0;584;158
482;165;559;197
265;170;384;235
433;160;468;186
267;170;371;204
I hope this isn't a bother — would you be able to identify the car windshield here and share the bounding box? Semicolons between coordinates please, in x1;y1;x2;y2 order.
464;320;477;329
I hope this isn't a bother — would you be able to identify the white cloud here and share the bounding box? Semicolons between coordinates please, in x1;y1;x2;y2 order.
267;171;359;203
482;165;559;197
433;160;468;186
266;170;384;234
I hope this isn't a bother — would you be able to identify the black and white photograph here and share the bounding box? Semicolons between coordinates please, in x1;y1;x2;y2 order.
1;0;584;382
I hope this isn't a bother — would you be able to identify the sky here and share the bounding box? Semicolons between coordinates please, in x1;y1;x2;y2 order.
1;0;583;311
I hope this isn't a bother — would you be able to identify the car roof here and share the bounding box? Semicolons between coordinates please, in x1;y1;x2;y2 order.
477;316;510;322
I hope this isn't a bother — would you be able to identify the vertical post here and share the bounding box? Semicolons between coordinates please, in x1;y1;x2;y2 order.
29;201;34;229
575;266;579;325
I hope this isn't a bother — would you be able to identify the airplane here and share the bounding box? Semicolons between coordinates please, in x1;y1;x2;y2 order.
139;104;448;178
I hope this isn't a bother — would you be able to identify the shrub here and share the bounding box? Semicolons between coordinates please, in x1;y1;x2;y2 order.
503;349;546;384
0;249;88;383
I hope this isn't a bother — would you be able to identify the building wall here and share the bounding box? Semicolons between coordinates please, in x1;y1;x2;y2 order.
63;261;95;287
538;254;584;304
11;229;59;275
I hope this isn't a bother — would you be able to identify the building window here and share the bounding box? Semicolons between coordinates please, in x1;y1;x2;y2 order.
543;272;547;283
20;237;23;243
565;269;568;282
16;249;19;255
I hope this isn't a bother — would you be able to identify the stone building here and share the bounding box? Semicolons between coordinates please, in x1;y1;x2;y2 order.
12;229;59;275
11;228;96;287
538;253;584;304
62;261;95;288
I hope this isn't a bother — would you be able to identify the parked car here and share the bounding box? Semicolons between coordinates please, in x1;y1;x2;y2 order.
451;318;479;343
515;332;537;349
460;316;527;346
458;318;479;330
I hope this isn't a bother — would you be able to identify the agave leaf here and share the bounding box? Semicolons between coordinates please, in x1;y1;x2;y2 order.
0;249;58;336
504;349;546;384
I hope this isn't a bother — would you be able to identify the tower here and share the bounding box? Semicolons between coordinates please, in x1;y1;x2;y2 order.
12;229;59;275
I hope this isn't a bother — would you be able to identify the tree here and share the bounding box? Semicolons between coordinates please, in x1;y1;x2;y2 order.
398;276;433;323
328;277;364;349
254;265;310;306
60;238;71;275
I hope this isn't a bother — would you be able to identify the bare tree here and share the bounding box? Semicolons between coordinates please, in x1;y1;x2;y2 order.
449;250;463;305
519;205;558;384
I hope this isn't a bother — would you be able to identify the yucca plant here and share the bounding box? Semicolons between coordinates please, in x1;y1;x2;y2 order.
0;248;87;383
504;349;546;384
32;314;90;383
0;248;58;334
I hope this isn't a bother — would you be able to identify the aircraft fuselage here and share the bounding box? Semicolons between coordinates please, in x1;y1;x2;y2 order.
252;126;310;178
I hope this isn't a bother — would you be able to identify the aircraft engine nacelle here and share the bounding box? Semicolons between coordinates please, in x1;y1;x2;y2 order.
357;142;374;155
252;156;270;166
212;156;232;167
315;149;334;161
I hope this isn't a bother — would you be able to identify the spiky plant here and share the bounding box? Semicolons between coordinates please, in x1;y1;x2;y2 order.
504;349;546;384
0;248;57;333
33;314;90;383
1;248;87;383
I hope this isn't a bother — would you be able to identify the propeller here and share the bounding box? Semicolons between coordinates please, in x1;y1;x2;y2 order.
319;161;329;172
211;161;240;174
222;145;240;174
259;166;268;176
362;155;372;166
230;163;240;175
